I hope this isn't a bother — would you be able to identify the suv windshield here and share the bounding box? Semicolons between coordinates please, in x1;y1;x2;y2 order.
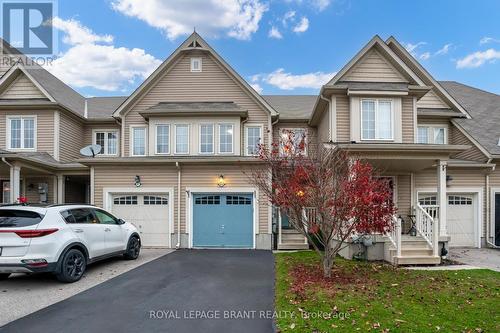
0;210;44;228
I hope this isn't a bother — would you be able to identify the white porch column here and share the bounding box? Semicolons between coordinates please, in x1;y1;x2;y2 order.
9;164;21;203
437;160;448;236
57;174;64;204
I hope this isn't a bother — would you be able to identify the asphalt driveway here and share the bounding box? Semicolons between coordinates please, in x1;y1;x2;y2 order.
1;250;275;333
449;247;500;272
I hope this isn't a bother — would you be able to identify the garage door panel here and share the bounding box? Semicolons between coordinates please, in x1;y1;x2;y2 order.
447;194;475;247
111;193;170;247
193;194;253;248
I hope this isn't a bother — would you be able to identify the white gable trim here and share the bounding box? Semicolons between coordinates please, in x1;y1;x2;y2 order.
327;35;425;87
113;32;277;118
386;37;471;119
0;63;56;102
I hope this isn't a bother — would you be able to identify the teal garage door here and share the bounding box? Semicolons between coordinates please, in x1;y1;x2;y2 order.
193;193;253;248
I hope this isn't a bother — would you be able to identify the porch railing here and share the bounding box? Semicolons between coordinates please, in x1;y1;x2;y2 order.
415;204;439;256
388;215;401;257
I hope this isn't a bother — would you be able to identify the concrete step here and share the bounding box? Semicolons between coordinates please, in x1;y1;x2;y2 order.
278;243;309;250
281;234;307;241
395;255;441;265
281;229;302;234
391;248;434;257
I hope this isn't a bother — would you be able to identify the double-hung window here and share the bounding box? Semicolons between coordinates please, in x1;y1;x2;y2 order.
199;124;214;154
156;125;170;154
280;128;307;156
361;99;393;140
132;127;146;156
417;126;446;144
219;124;233;154
175;124;189;154
245;126;262;156
94;130;118;155
8;116;36;150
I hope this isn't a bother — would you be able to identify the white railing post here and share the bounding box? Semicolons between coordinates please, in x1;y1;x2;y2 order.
396;217;402;258
278;208;282;245
433;214;439;257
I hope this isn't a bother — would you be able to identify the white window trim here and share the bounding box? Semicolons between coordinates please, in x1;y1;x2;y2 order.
360;99;394;141
190;57;202;72
244;124;264;156
154;124;170;155
6;115;37;151
279;127;308;156
174;124;190;155
92;129;119;156
416;124;448;144
129;125;148;157
218;123;234;155
198;123;215;155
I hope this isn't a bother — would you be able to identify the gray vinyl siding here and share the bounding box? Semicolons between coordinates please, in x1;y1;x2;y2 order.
342;49;407;83
123;51;271;156
402;96;414;143
416;90;449;109
450;126;488;162
397;174;411;216
316;104;330;143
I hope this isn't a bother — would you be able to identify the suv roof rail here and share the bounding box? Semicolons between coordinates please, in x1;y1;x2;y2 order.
46;203;95;208
0;203;30;207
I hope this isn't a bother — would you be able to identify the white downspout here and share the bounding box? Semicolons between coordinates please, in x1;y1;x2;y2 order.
176;162;181;249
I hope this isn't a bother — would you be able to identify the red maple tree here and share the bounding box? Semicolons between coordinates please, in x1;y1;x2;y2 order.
247;130;395;277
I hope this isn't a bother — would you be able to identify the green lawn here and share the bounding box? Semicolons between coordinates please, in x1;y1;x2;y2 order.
275;251;500;333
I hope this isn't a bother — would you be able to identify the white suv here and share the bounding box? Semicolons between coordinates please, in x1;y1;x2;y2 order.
0;204;141;283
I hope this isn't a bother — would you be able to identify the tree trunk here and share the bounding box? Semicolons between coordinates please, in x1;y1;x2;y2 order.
322;252;334;278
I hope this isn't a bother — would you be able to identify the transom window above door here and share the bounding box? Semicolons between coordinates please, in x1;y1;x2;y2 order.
7;116;36;150
417;126;447;144
94;130;118;155
361;99;393;140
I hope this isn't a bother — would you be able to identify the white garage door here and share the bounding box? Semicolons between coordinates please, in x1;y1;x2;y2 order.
111;194;170;247
447;194;476;247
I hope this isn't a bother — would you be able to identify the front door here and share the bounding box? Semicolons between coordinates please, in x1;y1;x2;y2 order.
193;193;253;248
495;193;500;246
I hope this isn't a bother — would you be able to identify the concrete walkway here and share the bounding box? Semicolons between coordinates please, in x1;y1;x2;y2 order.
448;247;500;272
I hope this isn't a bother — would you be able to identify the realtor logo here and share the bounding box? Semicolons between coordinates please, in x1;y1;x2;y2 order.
1;0;56;54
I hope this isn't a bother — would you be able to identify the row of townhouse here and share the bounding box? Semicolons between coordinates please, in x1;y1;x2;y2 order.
0;33;499;264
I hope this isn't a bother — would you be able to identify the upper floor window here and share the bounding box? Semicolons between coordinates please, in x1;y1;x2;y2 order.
190;57;202;72
280;128;306;156
199;124;214;154
156;124;170;154
417;126;446;144
361;99;393;140
7;116;36;150
132;127;146;156
245;126;262;156
175;124;189;154
219;124;233;154
94;130;118;155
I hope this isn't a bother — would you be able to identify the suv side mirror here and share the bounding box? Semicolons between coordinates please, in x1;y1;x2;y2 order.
117;219;126;225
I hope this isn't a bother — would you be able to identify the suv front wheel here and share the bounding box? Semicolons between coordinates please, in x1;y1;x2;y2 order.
124;236;141;260
56;248;87;283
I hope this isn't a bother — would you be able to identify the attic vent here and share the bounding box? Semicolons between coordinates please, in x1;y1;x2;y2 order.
190;57;202;72
187;40;202;48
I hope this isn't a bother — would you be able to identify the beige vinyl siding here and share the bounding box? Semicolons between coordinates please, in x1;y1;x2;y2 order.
397;175;411;215
0;73;46;99
59;113;85;162
416;90;449;109
316;104;330;143
415;168;487;238
402;96;414;143
0;110;54;155
93;163;270;234
336;95;350;142
450;125;488;162
123;51;270;156
342;49;407;83
23;176;55;204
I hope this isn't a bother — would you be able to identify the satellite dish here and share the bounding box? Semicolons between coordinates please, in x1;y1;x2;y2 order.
80;144;102;157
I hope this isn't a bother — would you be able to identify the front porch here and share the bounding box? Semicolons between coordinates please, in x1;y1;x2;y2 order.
0;153;89;205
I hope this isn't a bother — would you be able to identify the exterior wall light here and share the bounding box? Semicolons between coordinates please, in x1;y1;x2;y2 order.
134;175;142;187
217;175;225;188
446;175;453;187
